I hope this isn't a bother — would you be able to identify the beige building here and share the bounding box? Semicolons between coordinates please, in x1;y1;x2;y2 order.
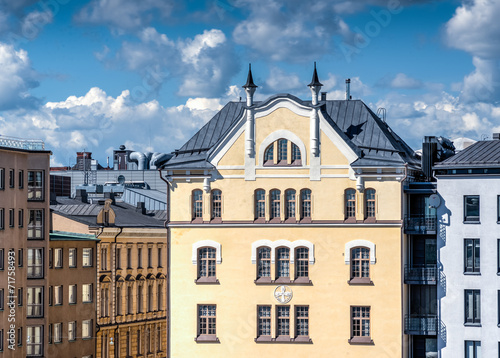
48;231;98;358
0;137;51;357
160;66;420;357
51;194;167;358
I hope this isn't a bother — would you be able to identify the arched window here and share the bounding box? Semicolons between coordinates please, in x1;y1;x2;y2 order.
350;247;371;284
263;139;302;166
257;247;271;281
295;247;309;280
292;143;301;164
285;189;296;220
198;247;216;281
192;190;203;220
300;189;312;219
255;189;266;220
270;189;281;220
365;189;376;219
278;139;288;162
264;145;274;164
276;247;290;280
345;189;356;220
211;190;222;220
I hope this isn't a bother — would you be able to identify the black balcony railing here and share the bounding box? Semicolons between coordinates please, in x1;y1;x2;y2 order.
404;264;437;285
404;215;437;234
405;314;438;335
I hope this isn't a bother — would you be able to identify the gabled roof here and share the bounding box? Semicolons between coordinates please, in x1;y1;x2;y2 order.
161;94;418;169
435;140;500;168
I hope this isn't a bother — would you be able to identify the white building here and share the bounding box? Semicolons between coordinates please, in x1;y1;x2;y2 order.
435;136;500;358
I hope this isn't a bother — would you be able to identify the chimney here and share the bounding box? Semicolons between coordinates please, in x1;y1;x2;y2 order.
422;136;437;180
136;201;146;215
345;79;351;100
321;92;327;101
493;133;500;140
75;189;88;203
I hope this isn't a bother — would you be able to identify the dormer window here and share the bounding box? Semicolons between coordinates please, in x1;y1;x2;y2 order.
264;139;302;166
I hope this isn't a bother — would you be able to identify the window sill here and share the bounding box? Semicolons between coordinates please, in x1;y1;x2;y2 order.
348;337;373;344
344;217;357;224
268;218;281;224
464;323;481;327
463;220;480;224
348;277;373;285
210;218;222;224
254;218;266;224
194;277;219;284
191;218;204;224
194;335;219;343
363;217;376;223
463;272;481;275
255;336;312;344
254;277;312;285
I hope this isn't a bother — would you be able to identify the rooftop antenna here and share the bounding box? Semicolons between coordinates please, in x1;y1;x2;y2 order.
345;79;351;100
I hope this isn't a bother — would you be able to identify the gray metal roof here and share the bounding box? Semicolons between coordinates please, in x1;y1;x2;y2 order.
435;140;500;168
162;95;418;169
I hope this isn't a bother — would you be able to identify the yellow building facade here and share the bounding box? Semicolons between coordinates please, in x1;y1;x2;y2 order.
162;66;419;357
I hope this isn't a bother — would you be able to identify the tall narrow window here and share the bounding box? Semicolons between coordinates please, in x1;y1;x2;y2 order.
83;248;92;267
127;286;133;314
27;287;43;318
464;239;480;273
117;286;122;315
148;285;153;312
138;247;142;268
0;208;4;230
365;189;376;219
18;209;23;228
295;306;309;338
116;248;121;269
255;190;266;220
69;248;76;268
27;170;43;201
465;289;481;325
278;139;288;163
82;320;92;339
464;195;480;222
0;168;4;189
350;247;370;283
350;306;371;343
158;247;162;268
291;143;301;164
26;326;42;356
158;283;163;311
257;306;271;340
498;195;500;222
69;285;76;304
127;248;132;269
137;285;143;313
276;306;290;338
8;209;14;227
28;209;43;240
148;247;152;268
82;284;92;303
9;169;14;188
465;341;481;358
101;247;107;270
197;305;217;341
54;249;63;268
192;190;203;220
257;247;271;281
18;170;23;189
345;189;356;220
295;247;309;281
264;144;274;164
211;190;222;220
137;330;141;355
270;189;281;220
285;189;296;220
300;189;312;220
68;322;76;341
276;247;290;281
197;247;216;282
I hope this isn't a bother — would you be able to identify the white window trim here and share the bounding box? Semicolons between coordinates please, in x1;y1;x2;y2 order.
191;240;222;265
344;240;376;264
251;239;315;264
258;130;307;167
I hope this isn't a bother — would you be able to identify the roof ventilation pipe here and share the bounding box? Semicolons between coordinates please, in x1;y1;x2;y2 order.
129;151;148;170
150;152;170;169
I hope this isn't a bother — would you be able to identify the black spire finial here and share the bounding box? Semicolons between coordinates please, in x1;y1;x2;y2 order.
308;62;323;87
243;63;257;88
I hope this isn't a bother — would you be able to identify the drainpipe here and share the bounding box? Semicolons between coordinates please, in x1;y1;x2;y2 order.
159;169;171;358
400;163;408;358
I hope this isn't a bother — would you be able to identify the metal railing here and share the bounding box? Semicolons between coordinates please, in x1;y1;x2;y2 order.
404;314;438;335
404;264;437;284
404;214;437;234
0;135;45;151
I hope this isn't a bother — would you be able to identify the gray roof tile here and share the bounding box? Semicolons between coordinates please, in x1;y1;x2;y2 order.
435;140;500;168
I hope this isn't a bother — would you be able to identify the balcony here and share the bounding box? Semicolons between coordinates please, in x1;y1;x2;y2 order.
0;135;45;150
404;265;437;285
404;215;437;234
404;314;438;335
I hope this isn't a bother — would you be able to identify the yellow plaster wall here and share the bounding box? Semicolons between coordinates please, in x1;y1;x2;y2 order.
170;226;402;357
52;213;90;233
218;131;245;166
320;129;350;166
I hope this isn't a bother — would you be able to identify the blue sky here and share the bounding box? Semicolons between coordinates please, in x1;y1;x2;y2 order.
0;0;499;166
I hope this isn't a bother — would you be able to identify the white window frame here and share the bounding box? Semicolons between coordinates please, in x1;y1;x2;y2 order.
82;284;92;303
82;320;92;339
251;239;315;264
192;240;222;265
82;248;92;267
344;240;376;265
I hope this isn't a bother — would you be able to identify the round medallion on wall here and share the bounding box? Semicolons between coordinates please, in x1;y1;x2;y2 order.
274;285;293;304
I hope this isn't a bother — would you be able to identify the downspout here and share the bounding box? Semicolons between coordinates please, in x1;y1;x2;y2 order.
159;169;171;358
400;163;408;358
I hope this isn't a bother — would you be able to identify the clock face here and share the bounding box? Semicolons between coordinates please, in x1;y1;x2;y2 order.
274;285;293;304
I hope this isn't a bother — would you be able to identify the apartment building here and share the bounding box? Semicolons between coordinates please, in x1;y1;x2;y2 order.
160;65;421;357
435;135;500;357
47;231;98;357
51;195;167;358
0;136;51;357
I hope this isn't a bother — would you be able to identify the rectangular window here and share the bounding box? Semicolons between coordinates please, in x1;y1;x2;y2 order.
17;327;22;346
26;326;42;356
53;323;62;343
48;286;52;306
68;321;76;341
127;248;132;268
18;209;23;228
9;208;14;227
270;190;281;219
465;341;481;358
276;247;290;279
69;285;76;304
257;305;271;339
464;239;480;273
68;248;76;268
116;248;121;269
0;249;3;270
82;284;92;303
148;247;152;268
295;247;309;279
498;196;500;222
101;247;107;270
300;189;312;219
48;248;52;268
82;248;92;267
9;169;14;188
18;249;23;267
197;305;216;339
158;247;162;268
138;247;142;268
82;320;92;339
285;190;296;219
27;287;43;318
0;208;4;229
28;209;43;240
350;306;371;343
465;290;481;325
276;306;290;338
464;195;480;222
18;170;23;189
54;248;63;268
295;306;309;338
27;170;43;201
0;289;3;310
0;329;3;351
18;288;23;306
0;168;4;189
54;286;63;305
255;190;266;219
